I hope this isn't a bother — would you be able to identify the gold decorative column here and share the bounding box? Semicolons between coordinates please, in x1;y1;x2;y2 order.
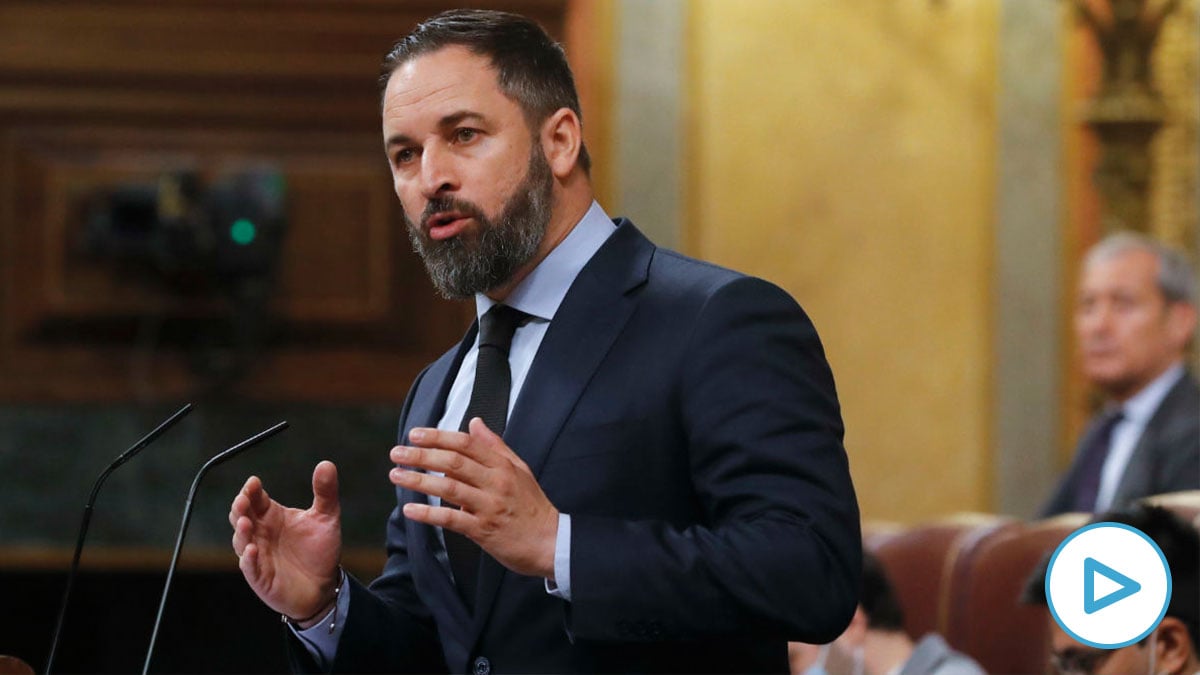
1072;0;1179;232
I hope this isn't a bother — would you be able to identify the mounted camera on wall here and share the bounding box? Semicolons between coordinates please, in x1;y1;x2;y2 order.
82;168;288;392
83;168;287;292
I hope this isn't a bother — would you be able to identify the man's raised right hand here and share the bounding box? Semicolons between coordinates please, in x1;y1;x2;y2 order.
229;460;343;628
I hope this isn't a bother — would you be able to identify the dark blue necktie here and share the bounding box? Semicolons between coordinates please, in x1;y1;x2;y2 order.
446;304;528;609
1071;408;1124;512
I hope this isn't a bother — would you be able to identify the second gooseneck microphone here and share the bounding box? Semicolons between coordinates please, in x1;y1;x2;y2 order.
141;420;289;675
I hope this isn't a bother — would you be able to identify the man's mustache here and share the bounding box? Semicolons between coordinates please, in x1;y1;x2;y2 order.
419;198;485;231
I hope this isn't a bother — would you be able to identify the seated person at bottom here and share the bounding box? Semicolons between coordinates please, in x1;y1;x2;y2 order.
1023;504;1200;675
788;551;985;675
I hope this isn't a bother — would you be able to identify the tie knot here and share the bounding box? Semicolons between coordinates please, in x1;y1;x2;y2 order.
478;304;528;351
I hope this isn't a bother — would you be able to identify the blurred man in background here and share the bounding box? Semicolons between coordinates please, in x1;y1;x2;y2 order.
1042;233;1198;516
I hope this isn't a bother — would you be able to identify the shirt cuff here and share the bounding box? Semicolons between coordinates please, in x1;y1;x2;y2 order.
544;512;572;601
289;573;350;668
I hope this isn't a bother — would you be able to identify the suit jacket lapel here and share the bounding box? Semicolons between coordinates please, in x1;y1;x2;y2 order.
1111;373;1192;507
470;220;654;638
504;221;653;476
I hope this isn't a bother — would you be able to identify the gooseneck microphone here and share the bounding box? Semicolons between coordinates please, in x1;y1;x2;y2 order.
142;420;289;675
45;403;193;675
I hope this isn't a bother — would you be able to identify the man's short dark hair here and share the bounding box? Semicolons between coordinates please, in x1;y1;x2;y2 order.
861;550;906;632
379;9;590;173
1022;504;1200;650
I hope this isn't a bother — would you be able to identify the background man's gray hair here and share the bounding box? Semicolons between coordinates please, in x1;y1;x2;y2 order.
1084;231;1196;306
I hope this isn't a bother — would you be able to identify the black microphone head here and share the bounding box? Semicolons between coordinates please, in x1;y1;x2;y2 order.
199;420;289;476
98;403;194;498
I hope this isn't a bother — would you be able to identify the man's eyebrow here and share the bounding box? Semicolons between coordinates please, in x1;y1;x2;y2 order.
385;111;489;149
385;133;413;149
438;110;487;129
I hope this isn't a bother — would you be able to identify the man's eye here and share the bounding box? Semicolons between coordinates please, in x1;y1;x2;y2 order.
395;148;416;165
454;128;478;143
1112;295;1138;311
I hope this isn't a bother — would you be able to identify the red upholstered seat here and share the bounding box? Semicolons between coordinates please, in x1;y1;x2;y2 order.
1141;490;1200;530
870;513;1017;642
0;656;33;675
941;513;1089;675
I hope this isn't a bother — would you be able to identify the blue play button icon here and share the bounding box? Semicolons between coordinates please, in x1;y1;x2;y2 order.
1046;522;1171;648
1083;557;1141;614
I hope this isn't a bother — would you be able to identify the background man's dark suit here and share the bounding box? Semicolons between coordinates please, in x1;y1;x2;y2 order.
307;221;861;674
1042;371;1200;517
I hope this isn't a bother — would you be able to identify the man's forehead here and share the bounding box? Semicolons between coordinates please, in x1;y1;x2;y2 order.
1081;249;1160;288
384;46;498;105
1090;248;1158;273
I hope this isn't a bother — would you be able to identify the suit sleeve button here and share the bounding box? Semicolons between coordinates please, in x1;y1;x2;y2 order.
473;656;491;675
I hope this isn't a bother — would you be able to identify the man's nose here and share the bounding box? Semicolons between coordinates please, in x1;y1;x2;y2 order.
1080;303;1113;334
419;145;458;199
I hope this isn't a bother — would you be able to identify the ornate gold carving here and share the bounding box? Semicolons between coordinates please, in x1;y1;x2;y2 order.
1071;0;1180;232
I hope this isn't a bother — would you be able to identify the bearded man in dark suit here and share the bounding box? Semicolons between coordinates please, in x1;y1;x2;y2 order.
230;9;861;673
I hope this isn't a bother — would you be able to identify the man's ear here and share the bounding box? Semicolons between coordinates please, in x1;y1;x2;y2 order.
539;107;583;179
1164;301;1197;350
1152;617;1194;674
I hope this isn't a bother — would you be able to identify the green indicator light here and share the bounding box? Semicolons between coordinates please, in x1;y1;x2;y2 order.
230;218;257;245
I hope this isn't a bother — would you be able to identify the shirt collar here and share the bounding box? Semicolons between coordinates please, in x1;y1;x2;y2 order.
1120;363;1185;424
474;200;615;322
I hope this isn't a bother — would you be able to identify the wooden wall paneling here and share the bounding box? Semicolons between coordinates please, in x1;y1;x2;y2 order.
12;127;394;321
0;0;575;403
1;125;468;402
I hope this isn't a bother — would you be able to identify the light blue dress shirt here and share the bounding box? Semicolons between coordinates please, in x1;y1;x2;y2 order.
294;201;616;665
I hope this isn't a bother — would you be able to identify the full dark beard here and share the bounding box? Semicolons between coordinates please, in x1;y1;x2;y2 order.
405;145;553;299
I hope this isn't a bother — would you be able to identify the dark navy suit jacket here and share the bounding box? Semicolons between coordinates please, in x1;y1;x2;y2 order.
305;220;861;674
1042;371;1200;517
